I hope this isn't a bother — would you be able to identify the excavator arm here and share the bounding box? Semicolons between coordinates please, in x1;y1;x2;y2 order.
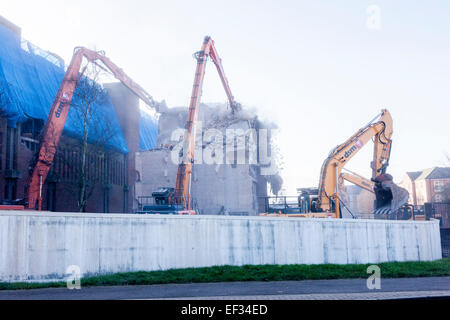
340;170;375;194
174;36;240;210
27;47;158;210
316;109;398;217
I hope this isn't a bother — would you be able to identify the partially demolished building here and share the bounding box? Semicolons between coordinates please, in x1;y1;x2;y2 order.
135;103;283;216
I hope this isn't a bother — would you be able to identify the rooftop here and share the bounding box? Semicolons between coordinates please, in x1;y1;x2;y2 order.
408;167;450;181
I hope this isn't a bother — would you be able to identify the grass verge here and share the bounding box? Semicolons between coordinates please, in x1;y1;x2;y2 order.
1;258;449;291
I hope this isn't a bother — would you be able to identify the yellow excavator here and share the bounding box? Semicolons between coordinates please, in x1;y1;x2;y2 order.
262;109;409;218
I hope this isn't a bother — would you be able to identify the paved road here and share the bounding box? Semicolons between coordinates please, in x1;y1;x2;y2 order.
0;277;449;300
164;291;450;300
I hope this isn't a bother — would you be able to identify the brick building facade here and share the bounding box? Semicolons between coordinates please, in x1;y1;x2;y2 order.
0;83;139;213
0;15;144;213
399;167;450;206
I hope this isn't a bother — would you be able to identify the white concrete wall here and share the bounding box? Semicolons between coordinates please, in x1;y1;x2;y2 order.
0;211;442;282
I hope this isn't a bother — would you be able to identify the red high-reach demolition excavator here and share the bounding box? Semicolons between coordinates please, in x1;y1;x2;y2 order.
173;36;240;211
25;47;158;210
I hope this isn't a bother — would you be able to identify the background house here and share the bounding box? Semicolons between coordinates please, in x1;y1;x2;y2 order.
399;167;450;206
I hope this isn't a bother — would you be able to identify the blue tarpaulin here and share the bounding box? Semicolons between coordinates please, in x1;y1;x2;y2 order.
0;24;159;153
139;108;158;151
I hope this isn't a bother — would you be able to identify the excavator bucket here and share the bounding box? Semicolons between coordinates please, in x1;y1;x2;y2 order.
373;175;409;215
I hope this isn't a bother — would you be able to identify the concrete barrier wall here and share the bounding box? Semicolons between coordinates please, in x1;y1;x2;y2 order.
0;211;442;282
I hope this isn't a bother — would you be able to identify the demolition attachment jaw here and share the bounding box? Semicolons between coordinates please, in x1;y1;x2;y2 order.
373;174;409;215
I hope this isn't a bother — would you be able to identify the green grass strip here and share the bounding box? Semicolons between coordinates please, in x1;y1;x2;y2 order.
1;258;449;291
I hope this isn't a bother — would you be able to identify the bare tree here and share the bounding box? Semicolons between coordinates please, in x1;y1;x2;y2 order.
445;152;450;202
51;63;122;212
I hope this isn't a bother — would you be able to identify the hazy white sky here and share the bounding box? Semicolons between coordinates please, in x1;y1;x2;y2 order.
2;0;449;194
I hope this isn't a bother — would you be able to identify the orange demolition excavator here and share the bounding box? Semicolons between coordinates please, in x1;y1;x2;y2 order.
174;36;240;211
26;47;158;210
140;36;240;214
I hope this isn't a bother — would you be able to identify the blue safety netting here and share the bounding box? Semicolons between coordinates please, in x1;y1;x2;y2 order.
139;108;158;151
0;24;130;153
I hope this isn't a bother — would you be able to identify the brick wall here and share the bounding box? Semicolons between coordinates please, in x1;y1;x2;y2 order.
0;82;141;213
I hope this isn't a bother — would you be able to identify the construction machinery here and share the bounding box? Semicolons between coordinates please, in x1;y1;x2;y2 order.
174;36;240;211
316;108;409;218
261;109;409;218
25;47;158;210
139;36;240;215
136;188;196;215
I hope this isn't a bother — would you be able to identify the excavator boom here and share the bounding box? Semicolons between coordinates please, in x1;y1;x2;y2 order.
27;47;158;210
174;36;239;210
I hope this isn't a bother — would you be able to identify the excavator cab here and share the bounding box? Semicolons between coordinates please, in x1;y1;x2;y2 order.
297;188;320;213
152;187;175;206
137;187;196;215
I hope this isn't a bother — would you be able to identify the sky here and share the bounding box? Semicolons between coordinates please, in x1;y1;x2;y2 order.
1;0;449;194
